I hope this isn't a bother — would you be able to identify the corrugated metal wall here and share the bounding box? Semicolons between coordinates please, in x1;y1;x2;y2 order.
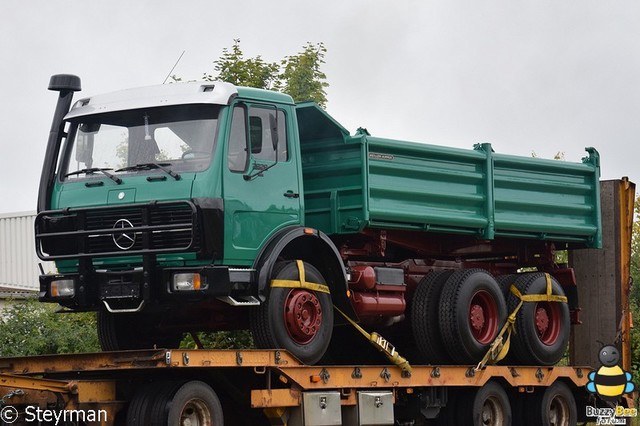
0;212;54;290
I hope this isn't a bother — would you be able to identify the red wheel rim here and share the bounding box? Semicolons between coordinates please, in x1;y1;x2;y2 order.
468;290;499;344
283;289;322;344
534;302;561;345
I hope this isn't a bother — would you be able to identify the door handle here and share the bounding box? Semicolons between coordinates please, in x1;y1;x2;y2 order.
284;190;299;199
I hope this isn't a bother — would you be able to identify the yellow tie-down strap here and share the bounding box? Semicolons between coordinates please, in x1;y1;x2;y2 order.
476;273;568;370
270;260;331;294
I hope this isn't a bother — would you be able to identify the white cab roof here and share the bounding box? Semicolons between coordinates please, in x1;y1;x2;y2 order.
65;81;237;119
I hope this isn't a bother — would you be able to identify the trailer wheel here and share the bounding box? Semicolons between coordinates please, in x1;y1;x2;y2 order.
97;311;183;351
506;273;570;365
166;381;223;425
412;270;454;364
128;381;223;425
250;261;333;365
457;381;512;426
528;381;577;426
439;269;507;364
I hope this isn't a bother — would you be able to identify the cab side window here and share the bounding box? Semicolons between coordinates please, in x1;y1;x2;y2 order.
228;106;248;172
228;104;287;173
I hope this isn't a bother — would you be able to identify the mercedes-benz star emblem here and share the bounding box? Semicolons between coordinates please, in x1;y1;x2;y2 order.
112;219;136;250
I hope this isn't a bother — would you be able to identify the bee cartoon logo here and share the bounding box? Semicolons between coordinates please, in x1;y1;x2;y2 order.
586;344;636;401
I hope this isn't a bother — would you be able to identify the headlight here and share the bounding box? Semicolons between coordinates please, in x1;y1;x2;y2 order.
50;279;75;298
172;273;208;291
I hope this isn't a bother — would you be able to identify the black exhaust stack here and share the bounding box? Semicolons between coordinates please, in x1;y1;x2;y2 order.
37;74;81;213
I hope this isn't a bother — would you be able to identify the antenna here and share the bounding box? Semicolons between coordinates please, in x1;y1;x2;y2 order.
163;50;186;84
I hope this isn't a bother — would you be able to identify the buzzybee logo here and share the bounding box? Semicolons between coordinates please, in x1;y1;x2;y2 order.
586;344;636;401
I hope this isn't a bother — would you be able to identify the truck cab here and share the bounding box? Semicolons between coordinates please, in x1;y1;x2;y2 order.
36;76;350;363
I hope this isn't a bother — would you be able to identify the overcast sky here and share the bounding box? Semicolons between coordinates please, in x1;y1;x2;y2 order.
1;1;639;214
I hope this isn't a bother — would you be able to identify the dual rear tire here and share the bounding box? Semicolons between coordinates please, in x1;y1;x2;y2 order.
412;269;570;366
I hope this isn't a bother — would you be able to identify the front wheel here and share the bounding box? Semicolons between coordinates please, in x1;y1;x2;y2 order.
250;261;333;364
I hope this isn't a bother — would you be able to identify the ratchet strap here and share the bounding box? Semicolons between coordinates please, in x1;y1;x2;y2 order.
335;306;412;375
270;260;330;294
476;273;567;371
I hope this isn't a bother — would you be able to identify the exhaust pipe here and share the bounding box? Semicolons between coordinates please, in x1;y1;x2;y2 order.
37;74;81;212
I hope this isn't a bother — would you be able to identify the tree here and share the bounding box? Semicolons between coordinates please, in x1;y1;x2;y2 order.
629;197;640;383
280;42;329;107
205;39;280;90
0;299;99;357
203;39;329;106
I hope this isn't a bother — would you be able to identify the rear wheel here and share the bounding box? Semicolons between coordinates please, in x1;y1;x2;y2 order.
506;273;570;365
411;270;454;364
250;261;333;365
97;311;183;351
439;269;507;364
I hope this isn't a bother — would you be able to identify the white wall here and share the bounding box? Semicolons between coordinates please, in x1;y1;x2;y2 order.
0;211;55;290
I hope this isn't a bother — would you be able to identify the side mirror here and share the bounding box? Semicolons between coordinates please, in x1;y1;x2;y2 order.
269;113;278;151
249;116;263;154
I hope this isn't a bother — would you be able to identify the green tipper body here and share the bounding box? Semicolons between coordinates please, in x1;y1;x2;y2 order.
298;103;601;249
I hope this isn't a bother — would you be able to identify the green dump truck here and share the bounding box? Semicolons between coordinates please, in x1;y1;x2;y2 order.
35;75;601;367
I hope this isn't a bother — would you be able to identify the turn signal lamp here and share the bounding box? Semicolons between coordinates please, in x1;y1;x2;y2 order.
172;273;207;291
50;279;75;298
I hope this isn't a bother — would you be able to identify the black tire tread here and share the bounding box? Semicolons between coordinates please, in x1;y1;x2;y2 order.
411;270;454;364
439;269;506;364
506;273;570;365
250;261;333;365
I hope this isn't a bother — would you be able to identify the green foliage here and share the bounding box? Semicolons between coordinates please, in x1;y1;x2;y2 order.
180;330;254;350
631;300;640;384
631;196;640;304
0;299;99;356
206;39;280;90
280;42;329;107
204;39;329;106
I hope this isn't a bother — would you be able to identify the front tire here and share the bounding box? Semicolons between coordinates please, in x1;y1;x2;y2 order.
250;261;333;364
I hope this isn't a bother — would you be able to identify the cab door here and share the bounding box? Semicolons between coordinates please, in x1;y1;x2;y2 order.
222;102;302;265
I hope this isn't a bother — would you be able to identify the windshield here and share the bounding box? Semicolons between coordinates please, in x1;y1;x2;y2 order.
61;104;220;180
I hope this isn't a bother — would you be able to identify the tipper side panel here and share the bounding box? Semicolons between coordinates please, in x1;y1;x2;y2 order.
492;152;601;246
366;138;489;236
365;138;601;247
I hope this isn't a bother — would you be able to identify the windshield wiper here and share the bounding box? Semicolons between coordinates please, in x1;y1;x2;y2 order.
64;168;122;184
116;162;181;181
